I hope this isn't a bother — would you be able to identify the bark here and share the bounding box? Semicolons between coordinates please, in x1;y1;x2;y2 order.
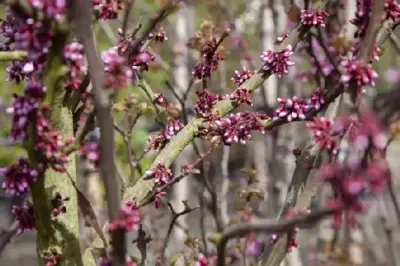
28;32;96;266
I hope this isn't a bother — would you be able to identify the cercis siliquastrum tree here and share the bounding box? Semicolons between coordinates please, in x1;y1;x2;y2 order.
0;0;399;266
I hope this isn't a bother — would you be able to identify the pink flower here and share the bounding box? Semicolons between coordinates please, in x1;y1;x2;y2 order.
273;96;309;121
12;201;36;233
145;164;173;184
1;158;39;196
340;60;378;94
102;48;132;89
108;201;141;232
229;88;253;106
300;9;329;27
231;67;255;85
260;45;295;77
306;117;338;154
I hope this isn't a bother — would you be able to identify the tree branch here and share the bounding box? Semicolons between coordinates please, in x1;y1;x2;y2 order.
216;208;338;266
70;1;124;265
0;51;27;60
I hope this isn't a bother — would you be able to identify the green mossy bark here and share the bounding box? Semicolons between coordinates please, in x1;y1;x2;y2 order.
27;31;96;266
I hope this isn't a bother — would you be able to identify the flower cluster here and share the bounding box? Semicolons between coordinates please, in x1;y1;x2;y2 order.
131;51;155;72
102;48;132;89
231;67;255;85
145;163;173;184
384;0;400;23
319;108;390;228
80;140;100;167
108;201;141;232
350;0;373;38
229;88;253;106
194;90;224;118
260;45;295;78
51;192;69;218
1;158;39;196
92;0;123;20
148;120;184;150
273;96;310;121
300;9;329;27
192;38;224;80
154;92;167;107
210;112;268;145
309;89;326;110
36;115;70;172
340;60;378;94
42;249;63;266
306;117;338;154
64;42;86;90
12;201;36;234
350;43;381;62
150;27;168;42
8;94;40;142
28;0;68;21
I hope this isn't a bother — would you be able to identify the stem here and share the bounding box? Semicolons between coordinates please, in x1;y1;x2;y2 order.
0;51;28;60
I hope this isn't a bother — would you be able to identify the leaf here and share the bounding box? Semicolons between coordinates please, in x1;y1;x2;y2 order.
182;200;190;211
169;253;183;266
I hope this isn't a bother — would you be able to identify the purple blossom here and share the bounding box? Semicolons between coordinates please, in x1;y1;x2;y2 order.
8;94;40;142
108;201;141;232
100;256;137;266
150;27;168;42
350;0;372;38
231;67;255;85
300;9;329;27
51;192;69;218
42;249;64;266
340;60;378;93
308;88;326;110
80;140;100;167
102;48;132;89
260;45;295;78
131;51;155;72
229;88;253;106
36;115;70;172
92;0;123;20
306;117;338;154
194;90;224;118
1;158;39;196
12;201;36;234
384;0;400;23
28;0;68;21
212;112;268;145
64;42;86;90
148;120;184;150
351;43;381;61
25;78;47;99
193;38;225;80
273;96;310;121
145;163;173;184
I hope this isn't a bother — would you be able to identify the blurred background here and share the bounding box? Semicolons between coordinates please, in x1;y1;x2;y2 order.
0;0;400;265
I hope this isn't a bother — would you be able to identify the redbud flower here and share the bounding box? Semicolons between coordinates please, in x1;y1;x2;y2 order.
92;0;123;20
1;158;39;196
229;88;253;106
12;201;36;234
306;117;338;154
340;60;378;93
212;112;268;145
51;192;69;218
42;249;63;266
300;9;329;27
154;92;167;107
308;88;326;110
132;51;155;72
231;67;255;85
102;48;132;89
145;164;173;184
192;53;224;80
80;140;100;167
148;120;184;150
384;0;400;23
28;0;68;21
273;96;309;121
260;45;295;77
351;43;381;62
350;0;372;38
25;78;47;99
108;201;141;232
274;32;289;45
194;90;224;118
151;27;168;42
8;94;40;142
64;42;86;90
100;255;137;266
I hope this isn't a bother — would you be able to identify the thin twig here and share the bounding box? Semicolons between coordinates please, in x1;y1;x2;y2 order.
0;221;19;255
121;0;136;37
158;203;199;264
